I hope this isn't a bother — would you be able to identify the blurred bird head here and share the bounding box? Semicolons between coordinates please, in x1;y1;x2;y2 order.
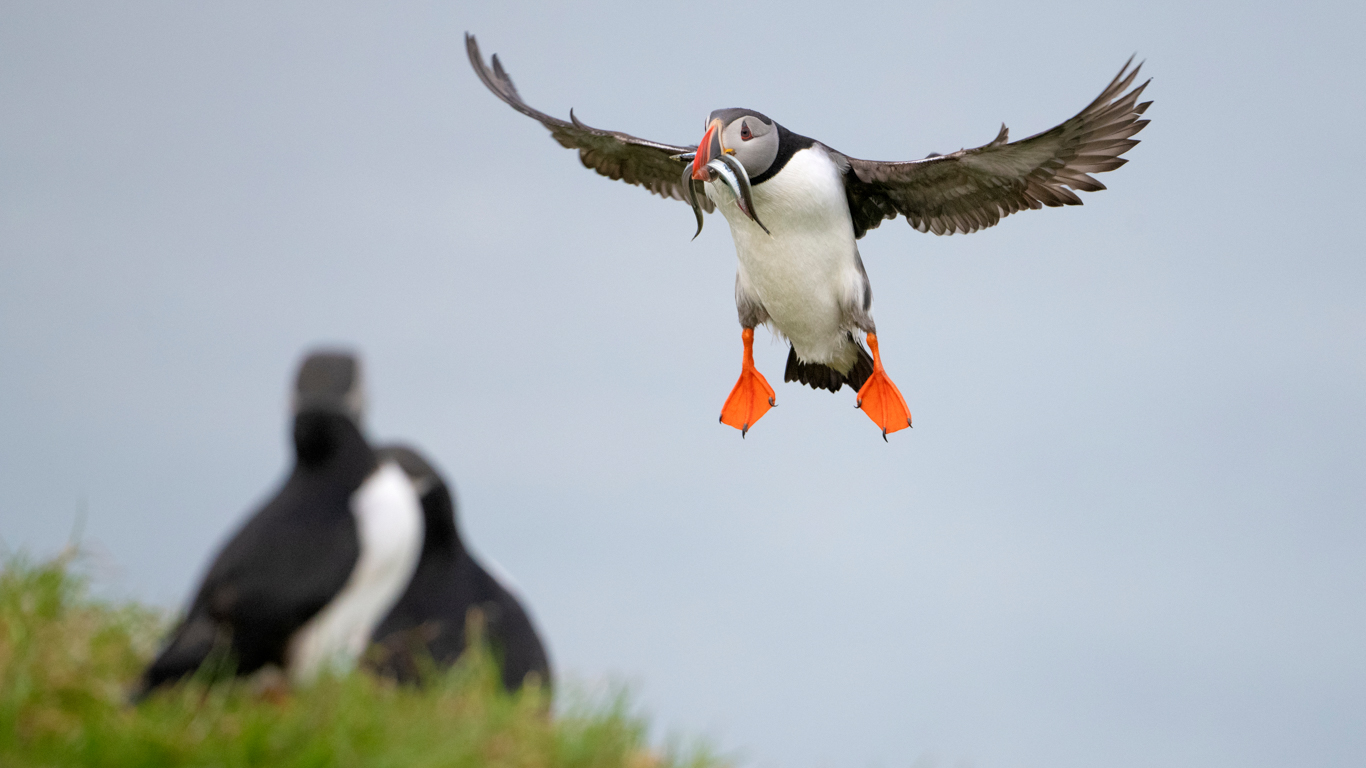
290;350;367;465
376;444;443;500
292;350;365;424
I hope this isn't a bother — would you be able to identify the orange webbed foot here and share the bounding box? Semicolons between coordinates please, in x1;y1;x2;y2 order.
720;328;775;437
856;333;912;440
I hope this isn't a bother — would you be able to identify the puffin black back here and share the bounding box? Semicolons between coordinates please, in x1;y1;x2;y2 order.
138;411;376;693
138;351;383;696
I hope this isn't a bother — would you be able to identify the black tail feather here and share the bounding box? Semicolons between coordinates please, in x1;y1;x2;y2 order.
133;613;235;700
783;335;873;393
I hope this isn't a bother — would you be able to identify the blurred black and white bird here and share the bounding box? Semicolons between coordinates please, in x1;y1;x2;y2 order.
137;352;423;695
370;445;552;693
466;34;1151;438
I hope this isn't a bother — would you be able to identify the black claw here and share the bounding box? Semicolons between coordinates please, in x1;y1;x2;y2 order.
741;422;749;438
768;397;776;406
882;428;888;442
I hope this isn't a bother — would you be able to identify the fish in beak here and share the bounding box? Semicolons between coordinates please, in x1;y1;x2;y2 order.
680;163;705;240
688;118;769;235
706;156;769;234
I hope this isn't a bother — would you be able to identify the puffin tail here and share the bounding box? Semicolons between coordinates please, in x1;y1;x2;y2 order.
784;335;874;393
132;611;233;701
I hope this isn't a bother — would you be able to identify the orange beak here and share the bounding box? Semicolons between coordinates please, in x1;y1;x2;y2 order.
690;119;723;181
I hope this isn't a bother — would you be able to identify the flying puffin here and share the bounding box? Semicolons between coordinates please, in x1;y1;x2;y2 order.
136;352;424;695
370;445;553;692
465;34;1151;438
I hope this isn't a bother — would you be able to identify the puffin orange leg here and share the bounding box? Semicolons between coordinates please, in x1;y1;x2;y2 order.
855;333;912;440
719;328;775;437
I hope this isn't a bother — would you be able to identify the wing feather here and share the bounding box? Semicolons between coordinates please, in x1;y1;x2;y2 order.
466;34;711;210
840;58;1151;238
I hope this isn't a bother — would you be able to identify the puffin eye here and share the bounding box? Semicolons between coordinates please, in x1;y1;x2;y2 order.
740;121;753;141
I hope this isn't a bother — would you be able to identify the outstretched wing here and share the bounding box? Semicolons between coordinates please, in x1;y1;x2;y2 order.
839;58;1151;238
466;34;710;210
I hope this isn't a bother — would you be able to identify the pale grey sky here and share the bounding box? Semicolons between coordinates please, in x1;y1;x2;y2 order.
2;2;1363;767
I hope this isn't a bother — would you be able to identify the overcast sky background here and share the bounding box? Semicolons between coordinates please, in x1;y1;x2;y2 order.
3;2;1364;767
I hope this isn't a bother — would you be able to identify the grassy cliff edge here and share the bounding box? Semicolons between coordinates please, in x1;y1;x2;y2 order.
0;554;724;768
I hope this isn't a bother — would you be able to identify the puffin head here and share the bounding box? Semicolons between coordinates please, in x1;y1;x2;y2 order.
293;351;365;423
684;109;777;235
376;444;459;549
376;444;444;500
291;350;367;464
691;109;780;181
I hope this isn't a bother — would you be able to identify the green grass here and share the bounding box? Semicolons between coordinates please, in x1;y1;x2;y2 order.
0;554;725;768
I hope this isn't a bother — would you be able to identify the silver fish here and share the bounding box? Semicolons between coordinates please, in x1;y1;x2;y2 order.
680;164;705;240
706;156;770;235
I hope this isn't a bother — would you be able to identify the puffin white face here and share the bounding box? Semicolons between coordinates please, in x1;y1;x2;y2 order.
691;108;780;180
686;108;779;234
377;444;441;498
717;109;779;178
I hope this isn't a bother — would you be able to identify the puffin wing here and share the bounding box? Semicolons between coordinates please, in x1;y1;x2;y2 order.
838;58;1151;239
466;34;712;211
